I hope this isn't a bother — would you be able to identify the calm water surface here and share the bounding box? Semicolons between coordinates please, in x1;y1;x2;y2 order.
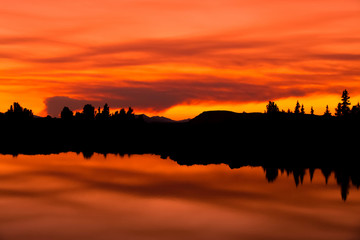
0;153;359;240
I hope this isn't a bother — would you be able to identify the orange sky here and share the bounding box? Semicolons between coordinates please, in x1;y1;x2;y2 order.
1;0;360;119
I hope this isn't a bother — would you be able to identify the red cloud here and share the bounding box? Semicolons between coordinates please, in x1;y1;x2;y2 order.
44;77;317;117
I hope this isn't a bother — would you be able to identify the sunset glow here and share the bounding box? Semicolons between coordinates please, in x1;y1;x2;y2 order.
1;0;360;119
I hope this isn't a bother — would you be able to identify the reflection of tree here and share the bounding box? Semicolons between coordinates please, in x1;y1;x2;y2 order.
82;151;94;159
335;170;351;201
292;168;305;187
351;171;360;189
262;167;358;201
309;168;315;182
264;167;278;182
321;168;332;184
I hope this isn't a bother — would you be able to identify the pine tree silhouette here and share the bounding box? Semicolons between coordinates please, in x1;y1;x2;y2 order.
294;101;301;114
340;89;351;116
324;105;331;117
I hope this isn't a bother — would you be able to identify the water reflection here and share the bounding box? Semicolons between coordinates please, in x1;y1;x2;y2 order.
262;167;360;201
0;153;359;240
74;151;360;201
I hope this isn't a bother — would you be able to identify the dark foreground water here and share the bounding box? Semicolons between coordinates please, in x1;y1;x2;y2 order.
0;153;359;240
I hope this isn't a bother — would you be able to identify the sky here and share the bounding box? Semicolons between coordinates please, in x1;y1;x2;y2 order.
0;0;359;119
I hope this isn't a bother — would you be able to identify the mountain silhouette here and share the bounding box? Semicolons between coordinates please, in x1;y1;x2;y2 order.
139;114;176;123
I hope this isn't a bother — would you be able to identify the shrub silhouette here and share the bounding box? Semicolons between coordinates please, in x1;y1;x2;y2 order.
82;104;95;120
351;102;360;118
266;101;279;114
61;107;73;120
95;103;110;120
5;102;33;120
102;103;110;119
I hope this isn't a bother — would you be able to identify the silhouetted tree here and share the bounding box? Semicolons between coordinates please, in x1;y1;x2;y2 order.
266;101;279;114
127;107;135;120
127;107;134;115
294;101;301;114
340;89;351;116
102;103;110;119
112;107;136;121
113;108;126;120
5;102;33;120
96;103;111;120
351;102;360;117
82;104;95;120
335;103;342;117
324;105;331;117
75;112;82;119
300;104;305;114
60;106;73;120
310;107;314;115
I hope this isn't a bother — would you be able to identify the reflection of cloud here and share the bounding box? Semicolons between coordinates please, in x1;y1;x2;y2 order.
0;166;269;211
0;154;358;240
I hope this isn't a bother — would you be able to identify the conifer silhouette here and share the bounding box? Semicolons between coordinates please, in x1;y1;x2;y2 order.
294;101;301;114
340;89;351;116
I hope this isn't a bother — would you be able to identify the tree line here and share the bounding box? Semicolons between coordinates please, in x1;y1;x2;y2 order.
0;89;359;121
266;89;360;118
0;102;138;121
60;104;137;121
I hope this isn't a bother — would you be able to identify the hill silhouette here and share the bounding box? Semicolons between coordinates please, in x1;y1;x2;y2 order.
139;114;178;123
190;110;269;124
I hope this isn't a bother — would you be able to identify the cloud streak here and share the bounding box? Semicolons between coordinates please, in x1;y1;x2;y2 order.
44;77;318;116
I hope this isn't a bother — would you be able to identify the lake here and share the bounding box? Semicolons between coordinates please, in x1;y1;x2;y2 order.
0;153;359;240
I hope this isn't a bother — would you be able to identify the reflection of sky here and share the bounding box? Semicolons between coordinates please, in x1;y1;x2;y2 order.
0;153;359;240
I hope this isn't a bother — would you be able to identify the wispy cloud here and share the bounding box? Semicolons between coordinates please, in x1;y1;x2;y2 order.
0;0;359;116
